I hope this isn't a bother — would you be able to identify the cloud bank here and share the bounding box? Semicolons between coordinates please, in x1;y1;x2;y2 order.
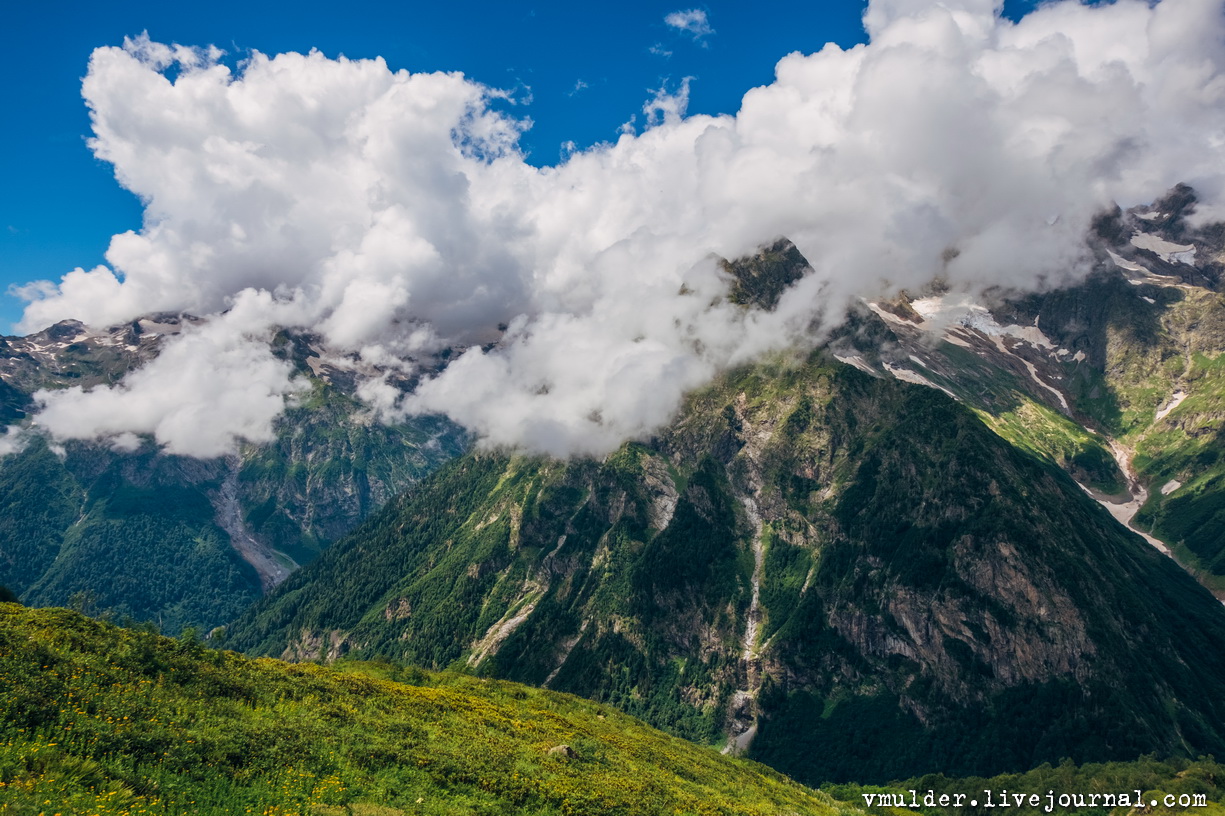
33;291;308;458
17;0;1225;457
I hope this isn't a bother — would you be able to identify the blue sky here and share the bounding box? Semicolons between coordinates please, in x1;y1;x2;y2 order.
1;0;1042;334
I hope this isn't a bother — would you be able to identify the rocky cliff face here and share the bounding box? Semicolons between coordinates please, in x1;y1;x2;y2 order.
226;350;1225;784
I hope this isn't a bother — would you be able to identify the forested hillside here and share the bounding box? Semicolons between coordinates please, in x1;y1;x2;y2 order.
0;320;464;634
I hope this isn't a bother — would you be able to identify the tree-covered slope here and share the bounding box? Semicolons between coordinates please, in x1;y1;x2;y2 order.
0;438;260;634
0;604;851;816
227;351;1225;785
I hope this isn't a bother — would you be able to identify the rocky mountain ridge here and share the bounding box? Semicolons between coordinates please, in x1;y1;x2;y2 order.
829;185;1225;596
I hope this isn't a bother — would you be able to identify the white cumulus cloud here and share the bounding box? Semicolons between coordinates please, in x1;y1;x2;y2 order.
12;0;1225;458
32;291;308;458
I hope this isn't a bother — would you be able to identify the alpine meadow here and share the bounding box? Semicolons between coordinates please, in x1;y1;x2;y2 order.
6;0;1225;814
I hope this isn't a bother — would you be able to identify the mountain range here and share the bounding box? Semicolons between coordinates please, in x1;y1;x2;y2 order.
3;186;1225;789
0;318;465;633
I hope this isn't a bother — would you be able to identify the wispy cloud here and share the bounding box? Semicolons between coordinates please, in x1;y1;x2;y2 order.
649;43;673;58
664;9;714;44
568;79;589;97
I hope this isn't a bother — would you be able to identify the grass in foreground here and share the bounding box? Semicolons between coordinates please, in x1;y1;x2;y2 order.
0;604;854;816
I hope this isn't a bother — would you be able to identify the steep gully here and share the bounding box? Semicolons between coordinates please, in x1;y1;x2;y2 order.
723;495;765;756
213;460;296;591
1092;441;1169;556
1089;438;1225;603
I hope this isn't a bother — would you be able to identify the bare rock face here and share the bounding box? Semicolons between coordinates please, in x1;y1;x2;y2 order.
640;456;680;533
281;627;352;662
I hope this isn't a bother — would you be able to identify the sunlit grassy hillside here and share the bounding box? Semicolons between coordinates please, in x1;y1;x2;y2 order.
0;604;856;816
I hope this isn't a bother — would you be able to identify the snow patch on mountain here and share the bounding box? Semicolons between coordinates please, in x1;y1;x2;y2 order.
1155;390;1188;422
1131;232;1197;264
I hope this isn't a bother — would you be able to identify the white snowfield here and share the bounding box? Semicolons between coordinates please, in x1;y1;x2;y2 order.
910;295;1054;349
1130;232;1197;264
1107;249;1148;273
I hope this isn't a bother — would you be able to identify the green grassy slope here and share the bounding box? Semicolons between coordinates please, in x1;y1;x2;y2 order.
0;604;853;816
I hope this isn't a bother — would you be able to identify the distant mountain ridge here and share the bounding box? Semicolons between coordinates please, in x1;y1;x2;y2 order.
0;316;465;634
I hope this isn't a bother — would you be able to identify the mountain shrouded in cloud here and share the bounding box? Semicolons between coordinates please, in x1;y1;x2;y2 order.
15;0;1225;457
